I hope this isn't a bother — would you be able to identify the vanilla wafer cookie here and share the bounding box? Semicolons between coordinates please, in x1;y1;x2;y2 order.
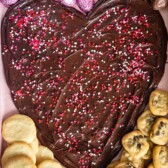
4;155;36;168
36;145;54;164
37;160;62;168
2;114;36;144
1;142;36;166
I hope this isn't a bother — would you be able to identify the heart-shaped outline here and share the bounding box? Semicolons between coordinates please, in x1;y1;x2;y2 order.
1;0;167;167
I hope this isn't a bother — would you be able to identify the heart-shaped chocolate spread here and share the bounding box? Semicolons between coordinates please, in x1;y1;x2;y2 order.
1;0;167;167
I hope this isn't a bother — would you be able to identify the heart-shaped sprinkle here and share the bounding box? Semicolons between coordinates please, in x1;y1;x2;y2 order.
0;0;18;7
152;0;168;10
60;0;76;7
76;0;94;12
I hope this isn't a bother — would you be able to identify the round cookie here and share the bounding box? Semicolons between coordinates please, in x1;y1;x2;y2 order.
29;137;39;153
150;117;168;145
153;145;168;168
37;160;62;168
137;110;157;136
142;137;154;160
36;145;54;164
114;161;135;168
122;130;149;158
120;150;132;162
2;114;37;144
4;155;36;168
120;150;144;168
149;89;168;116
1;142;36;166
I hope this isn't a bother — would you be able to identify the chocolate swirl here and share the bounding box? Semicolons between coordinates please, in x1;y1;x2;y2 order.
1;0;167;167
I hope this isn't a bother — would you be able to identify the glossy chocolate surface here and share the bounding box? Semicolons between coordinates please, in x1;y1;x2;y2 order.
1;0;167;167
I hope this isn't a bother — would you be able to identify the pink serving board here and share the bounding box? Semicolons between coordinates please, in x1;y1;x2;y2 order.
0;1;168;164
